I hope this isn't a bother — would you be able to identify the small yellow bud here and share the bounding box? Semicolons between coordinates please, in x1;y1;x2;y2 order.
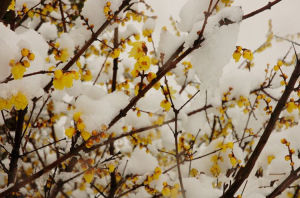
21;48;29;57
27;53;35;61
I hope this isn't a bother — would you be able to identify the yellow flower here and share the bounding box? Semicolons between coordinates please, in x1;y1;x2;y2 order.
267;155;275;164
82;70;93;81
129;41;147;59
27;53;35;61
131;69;139;78
83;169;94;183
8;0;15;10
11;64;26;79
85;139;94;148
189;168;198;177
73;112;81;122
81;130;91;141
0;97;13;110
142;29;153;38
111;48;121;59
285;155;290;161
65;127;76;138
162;187;171;197
277;60;283;66
60;49;69;62
153;167;162;180
79;183;86;191
54;69;63;78
53;78;65;90
53;70;76;90
21;48;29;57
77;121;85;131
22;60;30;68
243;49;253;61
63;73;73;88
281;138;287;144
108;164;115;173
11;92;28;110
210;163;221;177
135;55;151;71
160;100;171;112
147;72;156;82
233;50;241;62
286;102;297;113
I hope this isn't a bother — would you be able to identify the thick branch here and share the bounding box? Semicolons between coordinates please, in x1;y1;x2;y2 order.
221;58;300;197
0;144;84;197
267;167;300;198
7;108;27;185
0;0;12;19
112;27;119;92
58;0;67;32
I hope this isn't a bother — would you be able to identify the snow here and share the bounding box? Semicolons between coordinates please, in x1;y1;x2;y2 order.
158;28;184;63
183;176;222;198
120;147;158;175
57;33;75;58
81;0;106;30
38;22;57;41
143;18;156;31
178;0;218;32
0;24;49;100
75;91;129;132
81;0;123;30
185;7;243;92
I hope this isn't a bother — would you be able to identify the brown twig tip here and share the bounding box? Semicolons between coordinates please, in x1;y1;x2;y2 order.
242;0;283;20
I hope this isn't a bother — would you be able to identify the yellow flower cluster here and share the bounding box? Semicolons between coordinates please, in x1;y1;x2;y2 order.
232;46;253;62
228;153;241;167
16;3;29;16
83;169;94;183
129;41;153;74
54;48;69;62
217;141;233;152
182;61;193;74
10;48;35;80
125;12;143;23
129;41;147;59
161;183;180;198
103;1;112;19
210;155;223;177
273;60;283;71
107;163;115;173
53;69;79;90
76;60;93;82
8;0;15;10
134;82;146;96
110;48;121;59
237;95;250;109
281;138;295;166
256;20;273;53
286;99;298;113
142;28;153;42
0;91;28;111
143;167;161;186
65;112;93;147
221;0;234;6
